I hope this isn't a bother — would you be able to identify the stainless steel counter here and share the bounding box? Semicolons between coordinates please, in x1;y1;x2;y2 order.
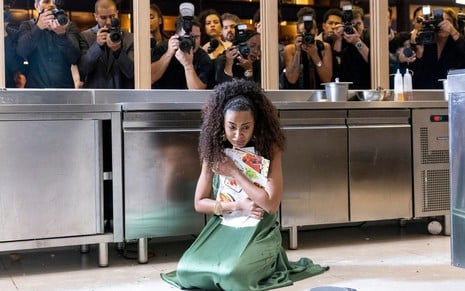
0;89;449;260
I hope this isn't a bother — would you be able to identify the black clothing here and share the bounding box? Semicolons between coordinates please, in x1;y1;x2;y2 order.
16;19;81;88
4;26;26;88
409;36;465;89
215;54;261;84
281;40;325;89
151;40;212;89
336;30;371;89
79;25;135;89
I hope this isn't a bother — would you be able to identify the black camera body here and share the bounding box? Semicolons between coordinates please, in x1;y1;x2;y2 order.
458;13;465;35
342;5;354;34
416;8;443;45
40;8;68;26
177;3;196;53
301;15;315;45
233;23;250;57
105;16;122;42
178;34;196;53
52;8;68;26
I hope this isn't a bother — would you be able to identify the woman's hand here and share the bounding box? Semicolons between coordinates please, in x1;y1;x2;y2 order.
212;156;239;178
237;198;265;219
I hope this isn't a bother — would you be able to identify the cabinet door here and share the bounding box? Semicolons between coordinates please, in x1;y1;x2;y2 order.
0;120;103;241
349;124;412;221
123;130;204;239
281;126;349;227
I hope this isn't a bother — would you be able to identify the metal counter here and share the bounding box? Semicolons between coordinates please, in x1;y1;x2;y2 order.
0;89;449;259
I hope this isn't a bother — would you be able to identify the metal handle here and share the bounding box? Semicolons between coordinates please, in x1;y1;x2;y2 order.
123;128;201;133
348;124;410;129
282;125;347;130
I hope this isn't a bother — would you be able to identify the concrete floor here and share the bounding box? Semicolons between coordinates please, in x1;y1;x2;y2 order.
1;219;464;291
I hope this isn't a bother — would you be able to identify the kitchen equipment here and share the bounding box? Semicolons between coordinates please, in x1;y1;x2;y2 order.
321;78;352;102
356;88;390;101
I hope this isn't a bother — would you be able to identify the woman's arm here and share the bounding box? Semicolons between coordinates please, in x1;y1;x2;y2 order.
315;42;333;83
213;147;283;214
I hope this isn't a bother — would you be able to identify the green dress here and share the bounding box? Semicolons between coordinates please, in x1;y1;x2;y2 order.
161;176;328;290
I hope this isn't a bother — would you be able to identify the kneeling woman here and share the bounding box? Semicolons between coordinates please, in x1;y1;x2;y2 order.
161;79;328;290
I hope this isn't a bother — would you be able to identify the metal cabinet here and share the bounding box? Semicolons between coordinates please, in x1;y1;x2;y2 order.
122;110;204;240
0;104;121;267
347;109;412;221
280;110;348;249
412;109;450;220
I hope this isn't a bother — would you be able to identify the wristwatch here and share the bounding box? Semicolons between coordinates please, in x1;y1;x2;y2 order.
315;60;323;68
355;40;364;49
244;69;253;78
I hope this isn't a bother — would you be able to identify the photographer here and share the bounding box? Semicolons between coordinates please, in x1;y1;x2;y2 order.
410;8;465;89
389;31;416;88
215;27;261;84
151;13;212;89
336;5;370;89
16;0;80;88
282;9;332;89
79;0;134;89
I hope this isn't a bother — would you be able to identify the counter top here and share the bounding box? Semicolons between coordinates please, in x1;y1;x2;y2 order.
0;89;448;111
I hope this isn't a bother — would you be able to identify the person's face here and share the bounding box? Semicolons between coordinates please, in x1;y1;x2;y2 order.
150;9;161;33
222;19;237;42
35;0;55;12
224;109;255;149
247;34;261;62
413;10;424;31
322;15;342;36
95;6;118;29
351;16;364;34
205;14;221;38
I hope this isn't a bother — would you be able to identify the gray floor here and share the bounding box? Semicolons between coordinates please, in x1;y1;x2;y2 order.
1;219;464;291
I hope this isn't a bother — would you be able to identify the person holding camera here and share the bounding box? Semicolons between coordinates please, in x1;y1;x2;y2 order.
215;27;261;84
151;14;212;89
282;8;332;89
79;0;134;89
409;8;465;89
16;0;81;88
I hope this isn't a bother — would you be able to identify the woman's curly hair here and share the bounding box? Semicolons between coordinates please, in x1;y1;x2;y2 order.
199;79;286;169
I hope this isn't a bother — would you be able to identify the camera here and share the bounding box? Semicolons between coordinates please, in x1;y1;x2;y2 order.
40;8;68;26
177;2;196;53
301;15;315;45
233;23;250;57
342;4;355;34
102;16;122;42
52;8;68;26
415;6;443;45
458;13;465;35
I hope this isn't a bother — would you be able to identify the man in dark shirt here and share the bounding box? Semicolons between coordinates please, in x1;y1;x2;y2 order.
79;0;134;89
16;0;81;88
332;5;371;89
151;15;212;89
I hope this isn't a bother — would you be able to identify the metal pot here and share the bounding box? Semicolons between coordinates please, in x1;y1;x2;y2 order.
321;78;353;102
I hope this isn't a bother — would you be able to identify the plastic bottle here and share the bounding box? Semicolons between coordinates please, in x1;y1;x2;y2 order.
394;69;404;101
403;69;413;101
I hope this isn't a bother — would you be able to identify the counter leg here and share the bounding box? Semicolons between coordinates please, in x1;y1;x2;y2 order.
98;242;109;267
289;226;298;250
138;238;148;264
444;214;451;236
80;244;90;253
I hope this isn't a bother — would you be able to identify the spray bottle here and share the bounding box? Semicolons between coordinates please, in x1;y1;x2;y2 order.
394;69;404;101
403;69;413;101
